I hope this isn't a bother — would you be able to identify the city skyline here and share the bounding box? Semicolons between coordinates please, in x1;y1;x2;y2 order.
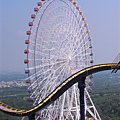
0;0;120;72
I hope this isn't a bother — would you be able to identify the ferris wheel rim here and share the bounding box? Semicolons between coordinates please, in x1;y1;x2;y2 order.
24;0;94;119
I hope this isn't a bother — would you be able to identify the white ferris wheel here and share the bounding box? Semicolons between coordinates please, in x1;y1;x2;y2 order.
24;0;101;119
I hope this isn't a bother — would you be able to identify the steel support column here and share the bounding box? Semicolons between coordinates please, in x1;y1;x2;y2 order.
28;113;35;120
78;77;86;120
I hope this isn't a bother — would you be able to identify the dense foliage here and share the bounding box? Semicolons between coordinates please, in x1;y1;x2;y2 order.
0;87;32;120
90;71;120;120
0;71;120;120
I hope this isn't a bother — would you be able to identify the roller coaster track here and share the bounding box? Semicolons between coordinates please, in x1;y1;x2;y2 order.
0;63;120;117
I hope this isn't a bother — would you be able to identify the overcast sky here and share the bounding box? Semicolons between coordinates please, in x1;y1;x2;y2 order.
0;0;120;72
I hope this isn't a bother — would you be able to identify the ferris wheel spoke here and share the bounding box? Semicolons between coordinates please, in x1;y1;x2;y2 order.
73;53;92;61
72;45;92;59
29;61;68;86
27;59;67;71
41;61;68;86
29;50;56;58
35;63;69;102
41;13;72;36
71;38;90;58
37;61;68;87
47;61;68;83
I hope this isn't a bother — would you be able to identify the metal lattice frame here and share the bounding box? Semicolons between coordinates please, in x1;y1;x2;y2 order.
24;0;100;119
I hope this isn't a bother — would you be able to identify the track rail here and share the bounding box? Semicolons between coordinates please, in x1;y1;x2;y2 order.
0;63;120;117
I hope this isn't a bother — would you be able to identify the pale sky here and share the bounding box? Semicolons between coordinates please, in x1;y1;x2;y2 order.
0;0;120;72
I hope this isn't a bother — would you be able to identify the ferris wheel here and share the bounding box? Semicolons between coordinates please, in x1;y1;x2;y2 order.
24;0;101;119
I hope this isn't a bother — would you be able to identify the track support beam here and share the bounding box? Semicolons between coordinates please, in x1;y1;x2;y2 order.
28;113;35;120
78;76;86;120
